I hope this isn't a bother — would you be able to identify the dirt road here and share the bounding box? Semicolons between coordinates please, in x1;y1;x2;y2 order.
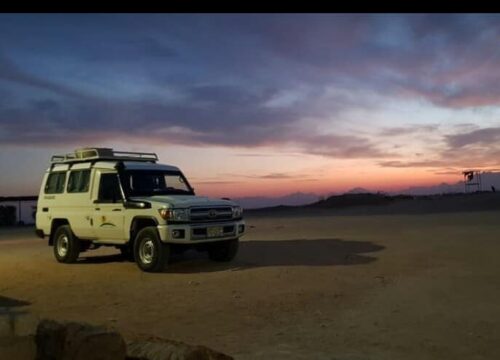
1;211;499;359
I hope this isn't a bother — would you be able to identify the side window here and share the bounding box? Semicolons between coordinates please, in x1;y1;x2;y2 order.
67;170;91;193
98;173;122;203
44;172;66;194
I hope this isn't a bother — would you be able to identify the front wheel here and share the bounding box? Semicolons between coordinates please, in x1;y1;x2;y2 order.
208;239;239;262
53;225;80;263
133;227;170;272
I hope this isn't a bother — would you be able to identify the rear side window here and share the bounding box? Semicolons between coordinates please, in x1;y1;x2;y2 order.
44;172;66;194
67;170;91;193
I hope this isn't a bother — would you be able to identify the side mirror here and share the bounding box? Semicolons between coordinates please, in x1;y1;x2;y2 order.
123;200;151;209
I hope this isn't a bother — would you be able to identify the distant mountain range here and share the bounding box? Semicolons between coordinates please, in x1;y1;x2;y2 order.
235;172;500;209
247;191;500;216
234;192;320;209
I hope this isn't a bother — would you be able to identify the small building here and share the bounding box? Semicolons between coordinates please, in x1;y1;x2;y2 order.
0;196;38;225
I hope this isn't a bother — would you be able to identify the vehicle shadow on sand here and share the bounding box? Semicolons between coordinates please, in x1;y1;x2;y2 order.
77;254;126;264
0;296;31;309
75;238;385;273
0;296;31;326
167;238;385;273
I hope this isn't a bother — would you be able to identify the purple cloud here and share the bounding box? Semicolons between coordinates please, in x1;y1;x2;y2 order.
1;13;500;168
446;127;500;148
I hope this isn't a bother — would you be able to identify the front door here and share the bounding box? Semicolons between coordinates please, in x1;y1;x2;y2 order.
92;171;125;241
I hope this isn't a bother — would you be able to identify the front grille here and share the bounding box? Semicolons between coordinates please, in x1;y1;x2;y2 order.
190;206;233;222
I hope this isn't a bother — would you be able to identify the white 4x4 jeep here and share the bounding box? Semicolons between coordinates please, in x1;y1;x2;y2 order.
35;148;245;272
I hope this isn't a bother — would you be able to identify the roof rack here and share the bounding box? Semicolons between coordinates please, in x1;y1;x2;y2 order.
50;148;158;164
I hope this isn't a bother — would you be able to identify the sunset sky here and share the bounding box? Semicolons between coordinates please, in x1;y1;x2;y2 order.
1;14;500;198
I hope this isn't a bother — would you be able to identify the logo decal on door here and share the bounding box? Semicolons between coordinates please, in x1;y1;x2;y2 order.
100;216;116;227
100;222;116;227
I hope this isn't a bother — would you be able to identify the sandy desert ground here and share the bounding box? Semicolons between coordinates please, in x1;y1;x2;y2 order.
1;210;500;359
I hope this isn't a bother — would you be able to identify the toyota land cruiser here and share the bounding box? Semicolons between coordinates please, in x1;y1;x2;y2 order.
35;148;245;272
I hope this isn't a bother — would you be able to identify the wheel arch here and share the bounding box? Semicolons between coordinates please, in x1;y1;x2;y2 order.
129;216;159;245
48;218;70;246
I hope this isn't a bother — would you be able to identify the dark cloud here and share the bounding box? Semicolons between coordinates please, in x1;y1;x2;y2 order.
190;180;240;185
255;173;295;179
222;14;500;110
379;155;500;171
379;124;439;137
219;172;319;181
431;168;465;176
0;53;86;99
0;48;392;159
85;36;177;61
445;127;500;148
379;160;448;168
379;126;500;170
295;134;395;159
234;153;306;158
0;90;391;159
1;14;500;166
234;153;273;157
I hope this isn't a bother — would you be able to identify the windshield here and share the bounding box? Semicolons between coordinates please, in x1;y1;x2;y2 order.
120;170;194;196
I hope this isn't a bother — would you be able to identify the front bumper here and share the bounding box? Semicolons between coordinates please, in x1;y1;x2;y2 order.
157;219;245;244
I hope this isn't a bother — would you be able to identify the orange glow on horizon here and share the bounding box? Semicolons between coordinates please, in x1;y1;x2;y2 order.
0;144;483;199
193;167;461;198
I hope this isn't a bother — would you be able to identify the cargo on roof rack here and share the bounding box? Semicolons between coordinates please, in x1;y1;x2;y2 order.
50;148;158;164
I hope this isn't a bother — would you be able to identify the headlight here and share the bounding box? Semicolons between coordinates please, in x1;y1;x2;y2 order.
172;209;189;221
158;208;189;221
232;206;243;218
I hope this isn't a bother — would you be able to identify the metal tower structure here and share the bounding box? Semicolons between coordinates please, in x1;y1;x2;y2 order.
462;170;482;193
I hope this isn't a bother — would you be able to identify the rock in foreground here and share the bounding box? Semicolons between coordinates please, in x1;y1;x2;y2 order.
35;319;126;360
33;319;233;360
126;336;233;360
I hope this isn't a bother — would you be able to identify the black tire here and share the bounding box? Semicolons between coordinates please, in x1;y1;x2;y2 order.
119;244;135;261
208;239;239;262
133;227;170;272
53;225;80;263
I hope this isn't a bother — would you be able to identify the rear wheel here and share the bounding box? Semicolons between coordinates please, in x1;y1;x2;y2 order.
134;227;170;272
208;239;239;262
53;225;80;263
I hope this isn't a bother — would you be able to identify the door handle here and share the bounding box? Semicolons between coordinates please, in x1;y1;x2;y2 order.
112;209;122;212
95;208;100;211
